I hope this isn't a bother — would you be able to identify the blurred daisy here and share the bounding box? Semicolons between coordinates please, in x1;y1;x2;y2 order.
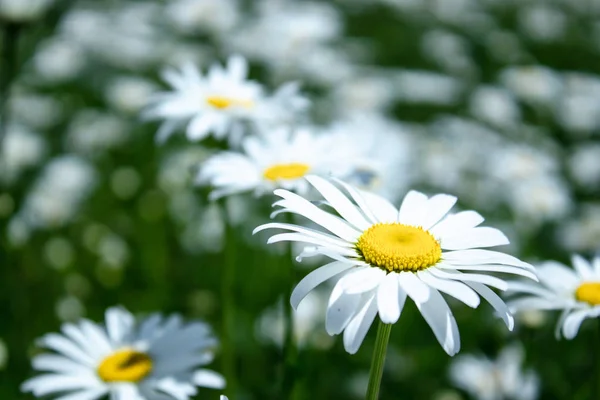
506;255;600;339
449;344;539;400
22;306;225;399
144;55;307;144
0;0;53;22
254;176;536;354
196;127;362;200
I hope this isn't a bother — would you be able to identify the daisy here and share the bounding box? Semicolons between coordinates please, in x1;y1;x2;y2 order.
143;55;307;144
449;344;539;400
253;175;536;355
196;127;364;200
22;306;225;399
505;255;600;339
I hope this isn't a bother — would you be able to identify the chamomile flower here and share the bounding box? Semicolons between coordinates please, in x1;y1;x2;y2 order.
449;344;539;400
506;255;600;339
196;127;363;200
22;306;225;400
254;176;536;355
144;55;307;144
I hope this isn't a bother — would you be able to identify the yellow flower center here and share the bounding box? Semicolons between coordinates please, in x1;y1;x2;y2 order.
97;349;153;383
356;223;442;272
575;282;600;306
206;96;253;109
263;163;311;181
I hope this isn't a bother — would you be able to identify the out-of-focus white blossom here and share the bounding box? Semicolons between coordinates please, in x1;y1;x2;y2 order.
65;110;130;154
166;0;240;35
449;344;539;400
0;124;47;184
0;0;52;22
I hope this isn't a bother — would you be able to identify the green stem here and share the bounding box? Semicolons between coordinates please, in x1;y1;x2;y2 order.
366;319;392;400
0;23;20;150
221;201;237;397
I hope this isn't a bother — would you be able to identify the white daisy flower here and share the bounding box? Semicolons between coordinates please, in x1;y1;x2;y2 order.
449;343;539;400
22;306;225;400
196;127;363;200
144;55;308;144
505;255;600;339
253;176;536;355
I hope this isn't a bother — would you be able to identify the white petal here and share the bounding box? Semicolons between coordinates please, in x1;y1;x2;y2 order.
339;267;386;294
296;246;365;264
505;281;556;298
326;281;363;335
441;263;538;281
254;222;354;249
332;178;378;224
37;334;95;366
193;369;226;389
112;384;141;400
154;377;197;400
397;272;431;303
572;254;594;279
221;397;229;400
538;261;579;291
54;388;108;400
377;274;403;323
343;295;378;354
273;189;362;242
419;194;457;230
291;262;354;309
441;227;509;250
429;269;508;291
360;191;398;223
555;310;571;339
415;288;460;356
466;282;514;330
227;54;248;80
397;191;428;226
507;297;574;311
593;257;600;276
105;307;134;346
441;249;534;271
562;309;595;340
32;355;90;374
186;114;215;141
266;233;356;256
430;211;484;238
21;374;101;396
418;270;480;308
306;175;371;230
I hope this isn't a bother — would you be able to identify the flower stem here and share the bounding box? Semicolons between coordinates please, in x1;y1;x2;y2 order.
221;201;237;397
281;229;298;398
366;319;392;400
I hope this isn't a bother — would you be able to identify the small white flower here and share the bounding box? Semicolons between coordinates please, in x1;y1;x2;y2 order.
196;127;361;200
0;0;52;22
144;55;307;144
506;255;600;339
254;176;536;355
22;306;225;400
449;344;539;400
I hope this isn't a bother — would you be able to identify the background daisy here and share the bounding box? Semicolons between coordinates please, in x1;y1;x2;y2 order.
506;255;600;339
22;306;225;400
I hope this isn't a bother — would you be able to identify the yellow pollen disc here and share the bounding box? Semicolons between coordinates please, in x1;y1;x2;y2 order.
97;349;153;383
575;282;600;306
263;163;311;181
356;223;442;272
206;96;253;109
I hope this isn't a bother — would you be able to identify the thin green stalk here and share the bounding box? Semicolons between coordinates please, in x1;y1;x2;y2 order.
221;201;237;397
366;319;392;400
0;23;20;150
281;238;298;399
